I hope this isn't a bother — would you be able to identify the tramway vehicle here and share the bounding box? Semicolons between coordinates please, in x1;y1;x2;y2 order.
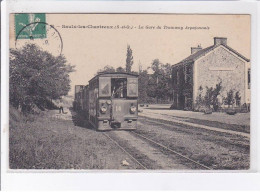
74;72;138;130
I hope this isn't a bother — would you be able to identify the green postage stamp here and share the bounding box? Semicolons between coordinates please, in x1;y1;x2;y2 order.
15;13;46;39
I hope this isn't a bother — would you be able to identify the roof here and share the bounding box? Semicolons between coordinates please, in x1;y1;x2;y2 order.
173;44;250;67
97;72;139;77
89;72;138;83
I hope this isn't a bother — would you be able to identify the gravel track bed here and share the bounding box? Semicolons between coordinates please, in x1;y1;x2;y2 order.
107;130;197;170
136;117;250;170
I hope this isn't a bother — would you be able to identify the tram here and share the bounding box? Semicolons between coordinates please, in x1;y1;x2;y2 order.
74;72;138;130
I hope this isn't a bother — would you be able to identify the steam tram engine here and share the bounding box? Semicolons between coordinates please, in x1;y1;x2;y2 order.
74;72;138;130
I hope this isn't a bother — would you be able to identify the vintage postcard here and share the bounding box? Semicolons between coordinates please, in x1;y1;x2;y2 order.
8;13;250;171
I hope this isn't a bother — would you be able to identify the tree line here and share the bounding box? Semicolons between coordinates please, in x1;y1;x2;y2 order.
97;45;172;103
10;43;172;113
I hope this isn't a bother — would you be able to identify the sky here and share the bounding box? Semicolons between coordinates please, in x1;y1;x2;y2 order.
10;14;250;94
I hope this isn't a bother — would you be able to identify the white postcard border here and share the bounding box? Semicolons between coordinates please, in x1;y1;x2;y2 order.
1;0;260;190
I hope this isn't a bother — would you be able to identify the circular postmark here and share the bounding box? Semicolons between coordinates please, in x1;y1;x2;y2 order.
15;22;63;56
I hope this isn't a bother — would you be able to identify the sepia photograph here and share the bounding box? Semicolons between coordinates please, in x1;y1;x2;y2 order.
8;13;251;170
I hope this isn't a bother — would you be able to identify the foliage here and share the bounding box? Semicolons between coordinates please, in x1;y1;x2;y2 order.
204;86;214;107
195;86;204;105
235;91;241;106
95;57;172;104
194;82;222;111
138;70;150;103
116;66;126;73
144;59;172;103
10;44;74;112
212;82;222;111
204;82;222;111
125;45;134;73
224;89;235;107
97;65;116;74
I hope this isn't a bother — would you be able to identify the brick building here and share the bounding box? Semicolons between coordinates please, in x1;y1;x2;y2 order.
171;37;250;110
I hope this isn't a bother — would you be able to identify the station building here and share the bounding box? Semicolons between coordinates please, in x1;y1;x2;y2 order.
171;37;250;110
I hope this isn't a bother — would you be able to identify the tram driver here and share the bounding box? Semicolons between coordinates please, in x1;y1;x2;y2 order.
112;79;127;98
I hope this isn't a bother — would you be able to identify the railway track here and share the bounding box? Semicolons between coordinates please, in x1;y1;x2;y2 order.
103;130;212;170
131;131;213;170
102;132;147;169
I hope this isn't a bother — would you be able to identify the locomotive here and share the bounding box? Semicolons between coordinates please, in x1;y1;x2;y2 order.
73;72;138;130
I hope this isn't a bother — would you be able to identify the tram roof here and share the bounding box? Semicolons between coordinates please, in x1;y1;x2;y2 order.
89;72;139;83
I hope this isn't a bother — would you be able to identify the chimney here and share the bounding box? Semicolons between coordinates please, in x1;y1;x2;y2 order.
191;45;202;54
214;37;227;46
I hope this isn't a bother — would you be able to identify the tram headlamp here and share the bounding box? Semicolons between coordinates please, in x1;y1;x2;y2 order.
106;100;112;105
130;106;137;114
100;106;107;113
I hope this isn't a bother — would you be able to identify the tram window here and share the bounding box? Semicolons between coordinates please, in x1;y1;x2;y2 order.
127;78;138;97
111;78;127;98
99;77;111;97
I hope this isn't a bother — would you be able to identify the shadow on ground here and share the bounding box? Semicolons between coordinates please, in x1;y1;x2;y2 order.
144;108;171;110
69;107;94;130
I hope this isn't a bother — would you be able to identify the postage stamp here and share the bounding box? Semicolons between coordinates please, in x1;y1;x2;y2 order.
15;13;46;39
14;13;63;56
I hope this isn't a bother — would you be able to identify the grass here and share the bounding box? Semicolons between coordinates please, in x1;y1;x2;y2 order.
186;118;250;134
10;117;98;169
9;107;137;169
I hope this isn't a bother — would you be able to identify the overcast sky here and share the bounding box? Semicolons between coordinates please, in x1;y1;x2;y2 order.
10;14;250;94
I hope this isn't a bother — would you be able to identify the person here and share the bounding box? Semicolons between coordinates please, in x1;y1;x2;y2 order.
113;80;127;98
59;106;64;114
115;82;124;98
57;99;65;114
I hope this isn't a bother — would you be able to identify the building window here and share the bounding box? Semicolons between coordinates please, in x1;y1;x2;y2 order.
172;90;175;103
184;65;191;84
184;66;187;83
176;70;179;85
248;68;251;89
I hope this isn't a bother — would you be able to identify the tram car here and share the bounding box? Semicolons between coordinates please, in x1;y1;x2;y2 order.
74;72;138;130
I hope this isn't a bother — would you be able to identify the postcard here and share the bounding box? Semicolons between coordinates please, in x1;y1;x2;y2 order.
7;13;251;171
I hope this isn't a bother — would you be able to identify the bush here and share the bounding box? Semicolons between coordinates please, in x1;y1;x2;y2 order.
224;89;235;108
226;109;237;115
194;82;222;112
204;108;213;114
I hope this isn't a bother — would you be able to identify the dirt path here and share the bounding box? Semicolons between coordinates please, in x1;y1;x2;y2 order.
139;111;250;137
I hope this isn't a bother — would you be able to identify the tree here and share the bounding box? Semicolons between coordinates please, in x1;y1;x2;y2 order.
196;86;204;104
151;59;161;79
235;91;241;106
10;44;74;112
204;86;214;108
138;69;150;103
225;89;235;107
212;81;222;111
147;59;172;103
156;64;172;101
125;45;134;73
116;66;126;73
195;82;222;111
97;65;115;74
